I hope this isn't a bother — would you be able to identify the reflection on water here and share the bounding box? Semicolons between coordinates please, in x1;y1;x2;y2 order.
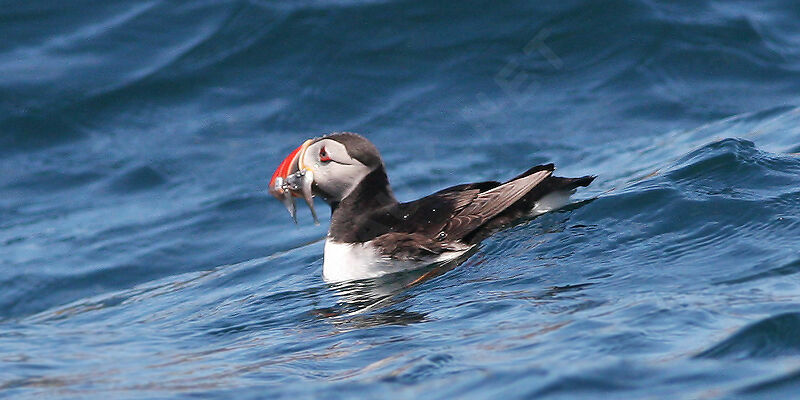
318;250;478;329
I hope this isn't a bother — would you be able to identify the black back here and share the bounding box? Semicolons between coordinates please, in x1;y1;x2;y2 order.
327;162;595;248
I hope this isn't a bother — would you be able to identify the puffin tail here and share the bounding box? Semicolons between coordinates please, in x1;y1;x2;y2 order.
460;167;594;244
507;164;595;192
547;175;596;192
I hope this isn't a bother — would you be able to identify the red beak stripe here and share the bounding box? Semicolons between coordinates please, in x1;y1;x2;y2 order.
269;143;304;195
269;139;314;198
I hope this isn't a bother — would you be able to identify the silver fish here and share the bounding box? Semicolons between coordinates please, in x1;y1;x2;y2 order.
285;169;319;225
273;176;298;223
300;170;319;225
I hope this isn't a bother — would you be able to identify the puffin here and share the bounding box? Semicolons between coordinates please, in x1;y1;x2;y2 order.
269;132;594;282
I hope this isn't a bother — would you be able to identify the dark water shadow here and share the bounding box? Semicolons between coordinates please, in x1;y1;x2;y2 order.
738;367;800;396
695;312;800;360
715;258;800;286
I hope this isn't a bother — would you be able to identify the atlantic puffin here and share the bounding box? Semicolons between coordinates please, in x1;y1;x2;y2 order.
269;132;594;282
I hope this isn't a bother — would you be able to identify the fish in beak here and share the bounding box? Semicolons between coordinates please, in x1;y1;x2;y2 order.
269;139;320;224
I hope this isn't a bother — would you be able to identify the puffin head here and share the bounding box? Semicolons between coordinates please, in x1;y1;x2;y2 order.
269;132;383;222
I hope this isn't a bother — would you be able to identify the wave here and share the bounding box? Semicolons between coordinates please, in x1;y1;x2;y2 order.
4;0;800;155
696;312;800;359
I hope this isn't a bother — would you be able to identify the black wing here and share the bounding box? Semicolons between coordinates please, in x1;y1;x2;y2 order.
370;232;472;261
360;183;492;240
442;169;552;240
359;165;554;243
333;163;574;248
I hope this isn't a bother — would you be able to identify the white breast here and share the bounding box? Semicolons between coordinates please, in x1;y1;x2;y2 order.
322;238;469;282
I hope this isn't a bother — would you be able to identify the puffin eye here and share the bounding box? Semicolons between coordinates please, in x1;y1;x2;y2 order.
319;146;332;162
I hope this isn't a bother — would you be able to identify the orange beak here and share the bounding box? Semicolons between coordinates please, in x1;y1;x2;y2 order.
269;139;312;198
268;139;319;224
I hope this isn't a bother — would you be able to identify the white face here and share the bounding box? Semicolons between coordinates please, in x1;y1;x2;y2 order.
300;138;372;202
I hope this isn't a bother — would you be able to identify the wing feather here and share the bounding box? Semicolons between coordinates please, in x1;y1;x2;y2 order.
443;169;552;239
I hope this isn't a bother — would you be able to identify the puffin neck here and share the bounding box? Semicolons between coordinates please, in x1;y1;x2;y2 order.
336;166;396;210
329;166;397;223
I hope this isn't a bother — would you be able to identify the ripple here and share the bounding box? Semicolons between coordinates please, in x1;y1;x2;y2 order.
380;353;455;384
665;138;800;204
0;112;85;154
696;313;800;360
4;169;103;192
718;258;800;286
106;165;167;192
739;367;800;396
528;364;639;398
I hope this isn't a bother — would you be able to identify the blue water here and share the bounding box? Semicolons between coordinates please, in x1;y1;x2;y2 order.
2;1;800;398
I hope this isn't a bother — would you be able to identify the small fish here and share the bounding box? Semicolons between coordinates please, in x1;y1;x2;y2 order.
300;170;319;225
283;169;319;225
272;176;298;223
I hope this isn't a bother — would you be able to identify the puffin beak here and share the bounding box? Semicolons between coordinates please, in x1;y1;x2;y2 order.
268;139;319;225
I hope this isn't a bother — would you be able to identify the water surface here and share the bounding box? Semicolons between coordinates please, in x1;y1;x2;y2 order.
2;1;800;398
